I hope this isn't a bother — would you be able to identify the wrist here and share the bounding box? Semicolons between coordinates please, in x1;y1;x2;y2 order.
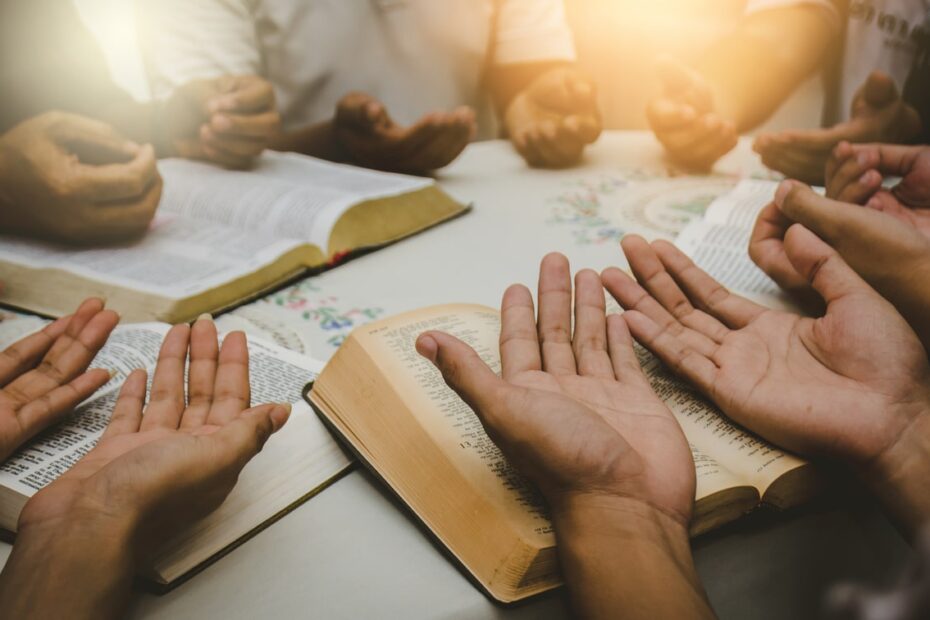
862;405;930;538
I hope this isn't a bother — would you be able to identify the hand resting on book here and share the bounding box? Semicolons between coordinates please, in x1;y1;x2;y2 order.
0;315;291;620
609;229;930;537
417;252;714;620
0;298;117;462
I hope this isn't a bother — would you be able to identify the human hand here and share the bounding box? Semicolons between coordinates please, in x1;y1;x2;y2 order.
334;92;475;174
605;232;930;534
0;112;161;244
504;67;602;169
18;316;291;562
646;56;738;171
164;75;280;169
826;142;930;237
0;298;117;462
416;253;694;524
753;71;922;185
749;180;930;349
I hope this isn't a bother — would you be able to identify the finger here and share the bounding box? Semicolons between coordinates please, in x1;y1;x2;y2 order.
649;239;767;328
16;368;112;442
537;252;577;375
74;144;160;203
757;142;827;185
563;113;601;145
403;119;470;171
827;146;882;203
572;269;614;378
622;310;717;395
499;284;541;379
824;140;853;186
775;179;860;246
51;114;138;162
210;110;280;139
205;331;251;425
601;262;722;356
1;308;118;409
201;126;266;158
180;314;219;429
748;201;810;292
646;99;698;132
781;224;872;305
514;128;544;167
101;369;147;439
210;76;275;114
532;121;585;168
619;235;727;350
861;70;899;106
336;93;386;131
416;331;509;424
867;143;925;177
200;141;254;170
140;324;190;430
0;315;70;387
605;313;647;380
210;403;291;470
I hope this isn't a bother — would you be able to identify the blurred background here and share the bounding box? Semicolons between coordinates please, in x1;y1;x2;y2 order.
75;0;822;134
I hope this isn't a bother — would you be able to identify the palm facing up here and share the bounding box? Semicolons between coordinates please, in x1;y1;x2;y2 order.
0;298;117;462
19;317;291;561
605;231;930;468
417;253;694;524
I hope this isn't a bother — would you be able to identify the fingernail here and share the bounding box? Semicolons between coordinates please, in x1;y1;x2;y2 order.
212;114;233;131
197;313;213;322
270;403;292;431
859;170;878;185
416;334;438;363
857;151;871;166
774;179;794;207
105;368;118;379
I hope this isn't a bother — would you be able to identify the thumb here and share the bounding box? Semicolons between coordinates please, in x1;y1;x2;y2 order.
782;224;872;305
212;403;291;469
775;180;870;247
862;71;899;107
416;331;508;426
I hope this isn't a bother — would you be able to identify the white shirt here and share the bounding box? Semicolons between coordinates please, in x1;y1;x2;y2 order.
745;0;930;123
138;0;576;138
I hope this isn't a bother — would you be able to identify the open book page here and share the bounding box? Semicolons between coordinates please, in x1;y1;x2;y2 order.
675;180;798;311
0;323;348;532
354;305;554;541
637;349;806;495
0;215;303;299
158;152;433;250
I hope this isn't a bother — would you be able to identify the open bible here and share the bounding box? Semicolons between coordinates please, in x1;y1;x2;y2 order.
308;301;820;603
0;152;467;324
0;322;352;589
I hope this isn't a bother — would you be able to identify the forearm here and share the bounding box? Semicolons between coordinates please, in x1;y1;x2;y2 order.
0;520;136;619
698;7;835;131
269;120;346;161
553;494;714;620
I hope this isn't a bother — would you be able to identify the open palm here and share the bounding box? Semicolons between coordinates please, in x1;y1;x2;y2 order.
19;317;290;559
605;231;930;468
417;253;694;523
0;298;117;462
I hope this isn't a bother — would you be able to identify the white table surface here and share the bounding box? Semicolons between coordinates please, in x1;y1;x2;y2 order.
0;132;911;619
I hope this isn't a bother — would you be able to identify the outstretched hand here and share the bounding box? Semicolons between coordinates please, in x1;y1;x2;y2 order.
164;75;280;169
826;142;930;238
749;180;930;349
606;233;930;533
753;71;922;185
416;253;694;523
646;56;738;171
0;298;117;462
18;316;291;561
334;92;475;174
504;67;602;169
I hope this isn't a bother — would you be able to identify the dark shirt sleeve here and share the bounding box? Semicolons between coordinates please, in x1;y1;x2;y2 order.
0;0;135;133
